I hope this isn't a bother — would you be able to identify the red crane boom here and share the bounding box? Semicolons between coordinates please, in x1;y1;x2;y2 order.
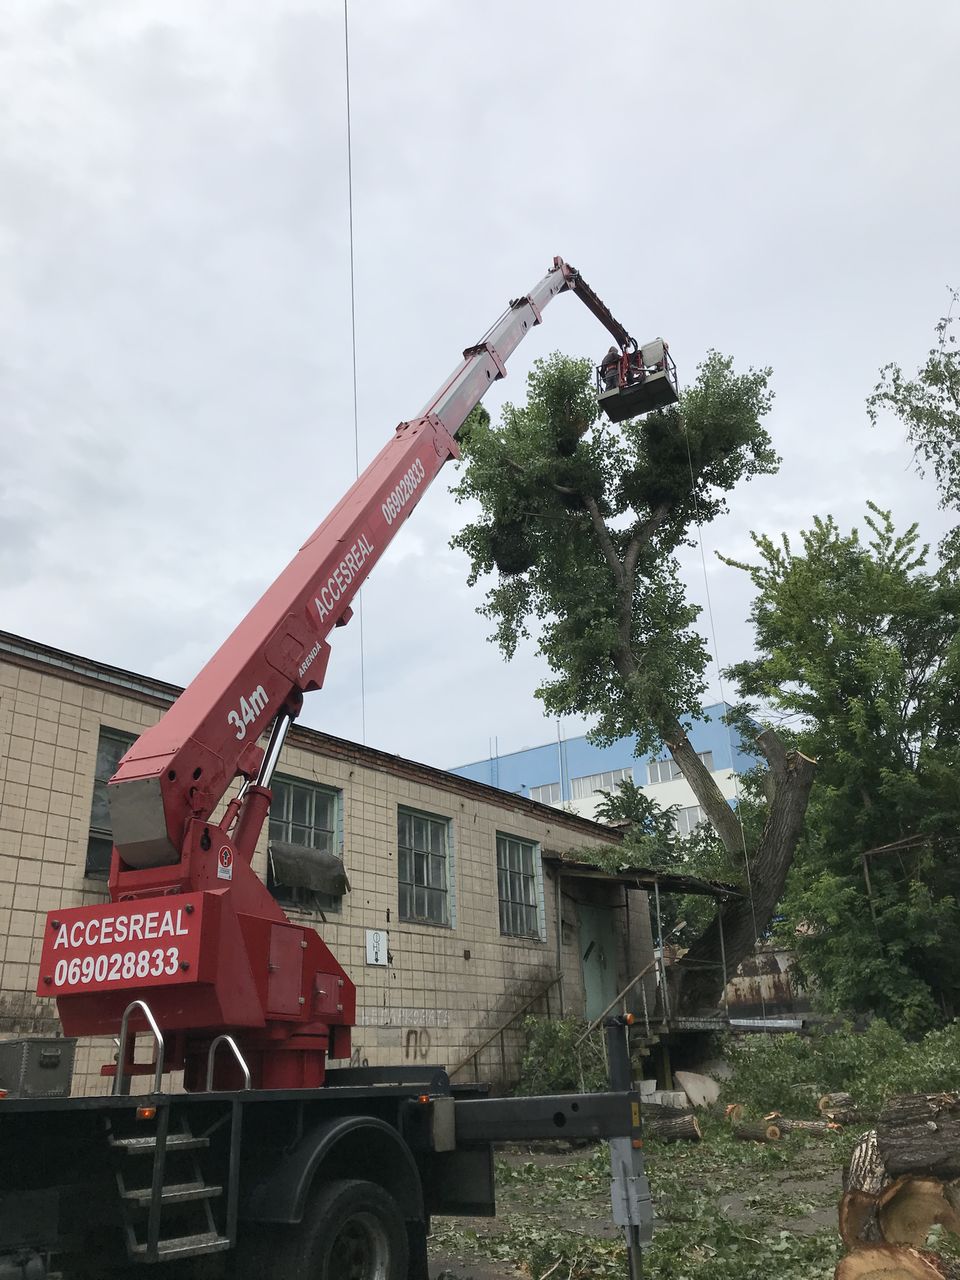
37;257;661;1091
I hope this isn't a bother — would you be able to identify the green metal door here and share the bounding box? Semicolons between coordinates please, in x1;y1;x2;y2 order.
579;904;618;1022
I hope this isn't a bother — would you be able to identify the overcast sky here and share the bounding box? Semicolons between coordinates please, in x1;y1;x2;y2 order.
1;1;957;770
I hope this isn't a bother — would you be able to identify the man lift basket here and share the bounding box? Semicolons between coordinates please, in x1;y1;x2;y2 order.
597;337;679;423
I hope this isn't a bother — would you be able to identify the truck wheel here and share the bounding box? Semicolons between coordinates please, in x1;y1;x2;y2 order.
259;1178;409;1280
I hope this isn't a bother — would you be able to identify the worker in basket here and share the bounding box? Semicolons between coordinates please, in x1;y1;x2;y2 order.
600;345;621;391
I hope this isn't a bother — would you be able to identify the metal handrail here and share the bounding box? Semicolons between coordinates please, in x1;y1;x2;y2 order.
574;960;658;1048
114;999;165;1096
449;974;562;1079
206;1034;253;1091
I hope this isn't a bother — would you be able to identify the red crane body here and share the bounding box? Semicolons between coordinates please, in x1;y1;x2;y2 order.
36;258;666;1090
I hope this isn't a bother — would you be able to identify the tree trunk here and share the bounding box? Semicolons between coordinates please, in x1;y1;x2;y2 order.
846;1131;888;1196
674;727;817;1011
877;1094;960;1179
644;1113;702;1142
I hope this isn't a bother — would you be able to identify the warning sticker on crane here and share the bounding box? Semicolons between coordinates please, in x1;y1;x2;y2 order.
217;846;234;881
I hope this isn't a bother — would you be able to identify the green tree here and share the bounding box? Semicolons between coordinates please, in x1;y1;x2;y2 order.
724;504;960;1032
868;290;960;513
452;351;816;1008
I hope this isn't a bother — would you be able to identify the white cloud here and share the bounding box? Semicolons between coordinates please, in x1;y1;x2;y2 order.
1;0;957;771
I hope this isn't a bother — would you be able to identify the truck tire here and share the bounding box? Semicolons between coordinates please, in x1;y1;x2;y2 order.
243;1178;409;1280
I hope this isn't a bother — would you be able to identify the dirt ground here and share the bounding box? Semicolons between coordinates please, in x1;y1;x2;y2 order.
427;1135;845;1280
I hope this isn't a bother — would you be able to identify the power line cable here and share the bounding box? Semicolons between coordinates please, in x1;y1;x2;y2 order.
343;0;365;743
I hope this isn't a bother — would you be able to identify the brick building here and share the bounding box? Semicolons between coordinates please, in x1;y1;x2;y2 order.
0;632;653;1095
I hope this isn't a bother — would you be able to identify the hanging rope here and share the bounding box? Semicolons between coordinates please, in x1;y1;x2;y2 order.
682;427;768;1021
343;0;366;742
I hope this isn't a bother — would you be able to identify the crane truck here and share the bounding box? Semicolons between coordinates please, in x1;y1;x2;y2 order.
0;257;678;1280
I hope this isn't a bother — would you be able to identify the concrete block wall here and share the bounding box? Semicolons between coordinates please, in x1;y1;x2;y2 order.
0;645;644;1096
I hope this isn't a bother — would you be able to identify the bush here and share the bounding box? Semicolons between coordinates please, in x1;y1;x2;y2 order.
720;1019;960;1117
514;1016;608;1095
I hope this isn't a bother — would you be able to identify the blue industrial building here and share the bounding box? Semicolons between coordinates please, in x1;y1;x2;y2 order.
448;702;755;824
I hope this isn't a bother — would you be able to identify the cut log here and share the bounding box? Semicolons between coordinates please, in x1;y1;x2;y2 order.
640;1102;690;1121
877;1094;960;1179
645;1113;702;1143
877;1176;960;1247
846;1131;889;1196
725;1103;744;1126
840;1190;882;1248
822;1091;856;1115
835;1245;960;1277
779;1118;844;1136
733;1121;782;1142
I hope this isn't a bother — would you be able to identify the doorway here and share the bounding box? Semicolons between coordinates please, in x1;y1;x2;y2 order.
579;904;618;1022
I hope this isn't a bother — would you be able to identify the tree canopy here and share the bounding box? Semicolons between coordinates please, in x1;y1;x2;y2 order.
868;290;960;513
724;505;960;1032
453;351;816;1009
452;351;777;755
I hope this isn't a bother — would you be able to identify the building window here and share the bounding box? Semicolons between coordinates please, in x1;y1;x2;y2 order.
675;804;707;837
529;782;561;805
647;751;714;785
569;767;633;801
267;776;342;912
85;727;137;878
398;808;451;926
497;834;543;939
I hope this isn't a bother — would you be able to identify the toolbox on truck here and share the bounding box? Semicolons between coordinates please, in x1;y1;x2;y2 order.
0;1036;77;1098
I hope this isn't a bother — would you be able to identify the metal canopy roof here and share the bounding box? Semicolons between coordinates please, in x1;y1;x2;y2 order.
543;854;743;900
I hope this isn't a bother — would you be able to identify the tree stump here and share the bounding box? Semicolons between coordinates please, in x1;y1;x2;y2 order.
835;1246;960;1278
645;1113;702;1143
724;1103;744;1126
837;1117;960;1275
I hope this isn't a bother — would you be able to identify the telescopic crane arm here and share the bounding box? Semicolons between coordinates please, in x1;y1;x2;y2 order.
107;257;634;873
40;256;661;1091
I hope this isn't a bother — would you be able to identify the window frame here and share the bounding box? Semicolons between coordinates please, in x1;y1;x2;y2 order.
528;781;561;805
397;806;454;928
648;751;715;785
569;767;633;801
675;804;707;837
266;774;343;913
85;726;137;879
496;832;545;941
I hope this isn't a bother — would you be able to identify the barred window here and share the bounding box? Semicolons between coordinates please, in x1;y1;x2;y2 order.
267;776;341;912
398;808;451;926
85;727;137;878
648;751;714;785
569;767;633;800
497;834;541;938
529;782;561;805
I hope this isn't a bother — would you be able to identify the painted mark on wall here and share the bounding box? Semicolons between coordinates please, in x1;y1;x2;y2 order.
404;1028;431;1060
